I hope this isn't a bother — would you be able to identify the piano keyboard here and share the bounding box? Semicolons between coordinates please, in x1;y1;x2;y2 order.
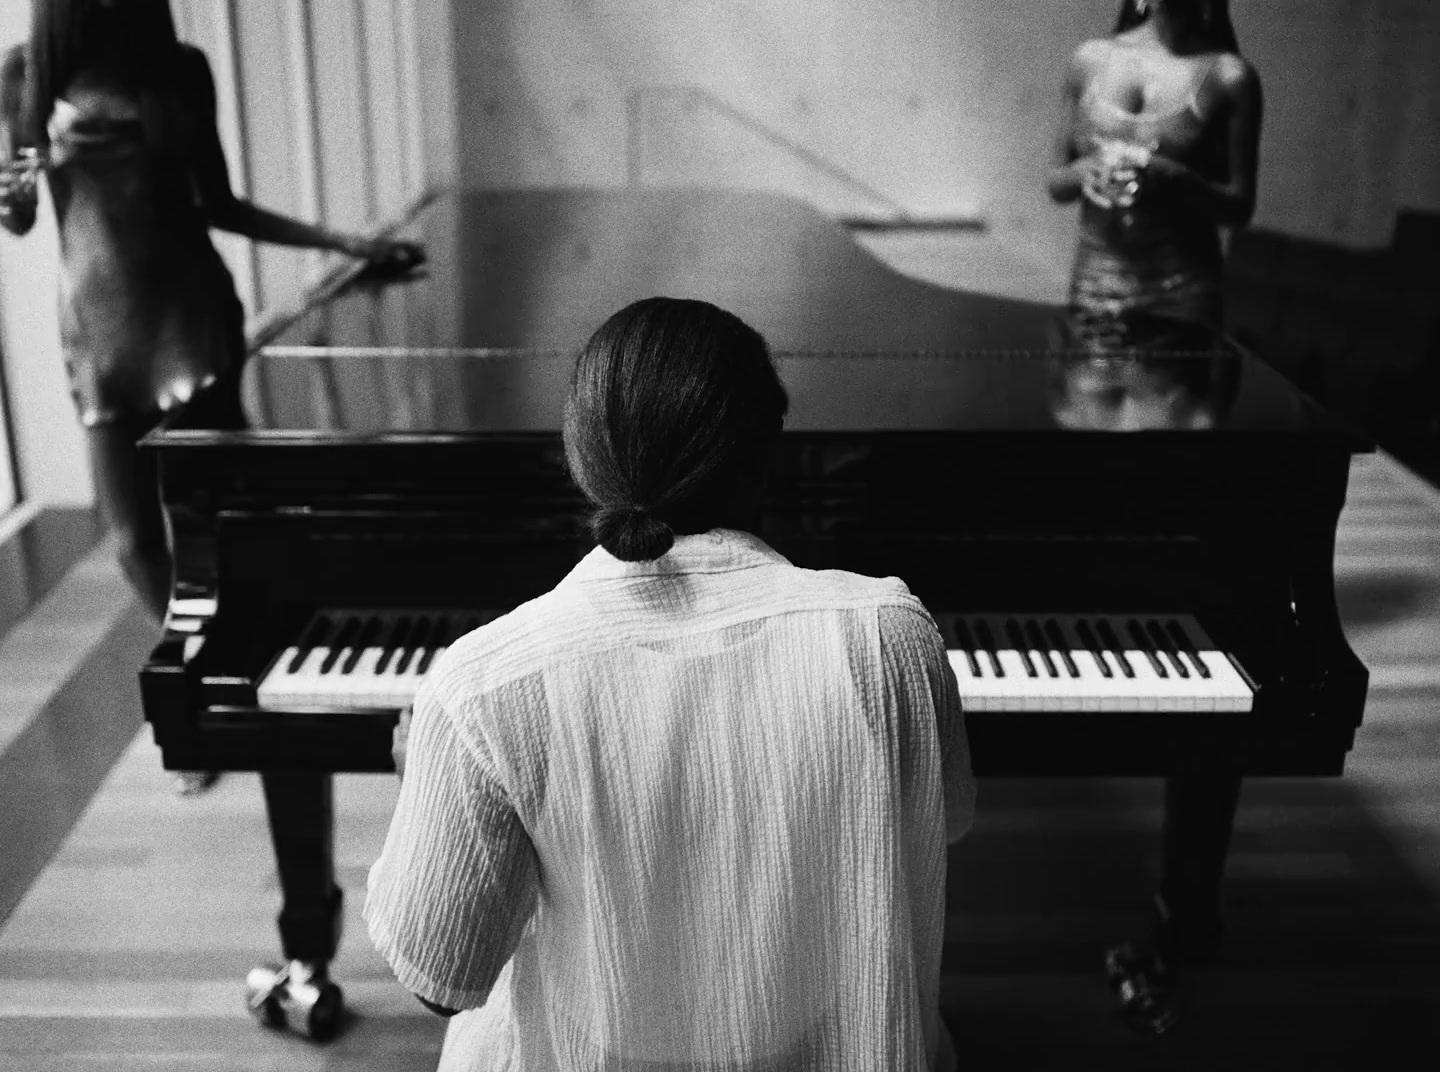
257;609;1253;715
256;610;501;710
935;613;1254;713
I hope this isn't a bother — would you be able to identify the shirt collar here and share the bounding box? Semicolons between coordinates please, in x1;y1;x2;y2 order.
563;528;791;583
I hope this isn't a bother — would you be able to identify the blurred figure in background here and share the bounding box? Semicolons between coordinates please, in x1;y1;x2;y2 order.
1048;0;1262;349
0;0;422;792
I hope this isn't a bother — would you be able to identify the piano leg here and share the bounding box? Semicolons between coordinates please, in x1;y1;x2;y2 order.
243;772;346;1041
1105;770;1243;1035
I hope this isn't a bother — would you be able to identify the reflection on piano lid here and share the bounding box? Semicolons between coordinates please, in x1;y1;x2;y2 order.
1048;314;1246;432
226;188;1361;442
239;346;1341;437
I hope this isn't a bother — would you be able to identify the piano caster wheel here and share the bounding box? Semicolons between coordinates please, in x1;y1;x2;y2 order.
245;960;345;1041
1104;943;1187;1037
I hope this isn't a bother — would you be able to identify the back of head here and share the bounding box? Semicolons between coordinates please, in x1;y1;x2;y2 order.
26;0;182;148
564;297;789;562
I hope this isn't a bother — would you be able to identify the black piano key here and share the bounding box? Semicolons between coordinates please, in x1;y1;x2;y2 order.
286;615;332;674
1023;619;1058;677
1145;619;1189;679
973;618;1005;679
374;616;412;676
341;616;383;674
1095;619;1136;679
416;615;453;675
1005;619;1038;677
1074;618;1115;679
1165;619;1212;679
395;616;432;674
951;617;983;677
1127;619;1168;678
1043;618;1080;678
317;615;361;675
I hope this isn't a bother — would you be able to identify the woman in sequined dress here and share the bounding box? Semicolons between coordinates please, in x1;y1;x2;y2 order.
0;0;422;793
1047;0;1262;349
0;0;421;623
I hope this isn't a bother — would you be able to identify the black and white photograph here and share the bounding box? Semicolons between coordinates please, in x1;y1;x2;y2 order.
0;0;1436;1068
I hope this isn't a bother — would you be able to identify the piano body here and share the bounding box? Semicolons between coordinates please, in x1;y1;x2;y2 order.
141;188;1370;1037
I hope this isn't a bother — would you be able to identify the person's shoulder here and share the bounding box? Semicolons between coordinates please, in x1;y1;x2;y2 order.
1211;52;1259;95
788;563;927;615
421;592;569;705
1072;38;1114;74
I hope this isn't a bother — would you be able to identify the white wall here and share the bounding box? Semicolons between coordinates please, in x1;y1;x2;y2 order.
451;0;1440;267
0;0;455;507
0;0;83;505
2;0;1435;506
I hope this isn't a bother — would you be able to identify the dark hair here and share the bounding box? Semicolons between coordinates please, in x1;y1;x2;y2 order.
26;0;182;150
564;297;789;562
1115;0;1240;54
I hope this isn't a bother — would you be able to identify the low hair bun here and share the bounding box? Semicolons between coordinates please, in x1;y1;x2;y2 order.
594;505;675;562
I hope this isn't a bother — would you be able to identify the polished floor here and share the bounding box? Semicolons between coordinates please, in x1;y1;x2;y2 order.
1;451;1439;1069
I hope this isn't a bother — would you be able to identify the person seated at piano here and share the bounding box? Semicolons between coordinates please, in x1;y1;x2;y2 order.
0;0;422;792
1047;0;1262;350
365;297;977;1070
1049;312;1242;431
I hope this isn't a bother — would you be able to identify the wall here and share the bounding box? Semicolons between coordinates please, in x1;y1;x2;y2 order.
0;0;456;506
2;0;1435;503
0;0;79;505
451;0;1440;292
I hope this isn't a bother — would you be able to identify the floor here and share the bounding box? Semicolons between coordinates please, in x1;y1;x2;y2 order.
0;452;1438;1069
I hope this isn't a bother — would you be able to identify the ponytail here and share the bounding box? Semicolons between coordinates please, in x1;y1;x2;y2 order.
564;297;788;563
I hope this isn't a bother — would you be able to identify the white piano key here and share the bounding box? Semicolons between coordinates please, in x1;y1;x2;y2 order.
1136;616;1205;713
946;649;989;712
285;644;338;705
991;648;1031;712
256;607;1255;717
1020;618;1075;713
1145;623;1209;712
969;616;1019;711
256;647;303;707
1051;617;1113;712
1171;616;1254;712
337;646;385;707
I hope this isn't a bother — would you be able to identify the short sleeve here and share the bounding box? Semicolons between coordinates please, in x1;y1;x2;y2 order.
364;678;540;1011
879;604;977;844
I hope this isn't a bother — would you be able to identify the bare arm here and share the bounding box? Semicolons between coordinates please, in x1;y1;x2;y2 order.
183;47;422;266
1047;42;1104;205
1145;56;1263;228
0;45;37;237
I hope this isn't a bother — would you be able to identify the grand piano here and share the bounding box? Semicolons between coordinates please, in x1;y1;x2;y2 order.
140;188;1371;1039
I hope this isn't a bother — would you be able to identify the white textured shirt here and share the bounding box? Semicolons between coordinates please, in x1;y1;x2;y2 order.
365;528;976;1071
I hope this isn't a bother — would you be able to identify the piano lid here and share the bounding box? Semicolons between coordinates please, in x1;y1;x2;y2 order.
215;188;1356;440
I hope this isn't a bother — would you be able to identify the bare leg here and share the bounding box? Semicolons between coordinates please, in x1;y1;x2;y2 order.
85;412;215;793
84;415;171;622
